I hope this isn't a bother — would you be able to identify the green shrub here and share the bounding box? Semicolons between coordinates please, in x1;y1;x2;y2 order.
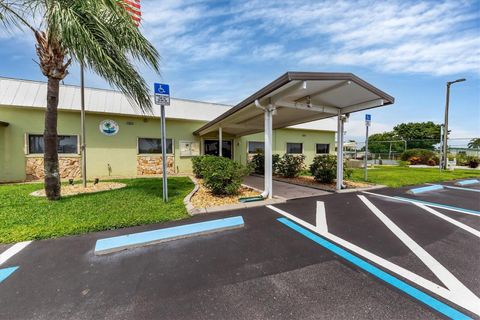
250;153;280;175
191;155;217;178
202;156;248;195
456;154;480;168
277;154;305;178
310;155;352;183
401;149;437;165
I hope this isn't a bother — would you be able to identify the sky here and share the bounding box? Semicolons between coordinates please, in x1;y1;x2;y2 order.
0;0;479;144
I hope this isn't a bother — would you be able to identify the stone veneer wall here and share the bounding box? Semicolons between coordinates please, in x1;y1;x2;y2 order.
137;155;175;175
25;157;81;181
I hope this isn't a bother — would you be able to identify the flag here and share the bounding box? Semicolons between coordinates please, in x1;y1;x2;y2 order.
123;0;141;25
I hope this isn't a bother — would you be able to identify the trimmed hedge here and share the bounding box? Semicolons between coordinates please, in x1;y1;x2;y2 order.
400;149;438;166
191;155;217;178
250;153;280;175
277;154;305;178
309;155;352;183
201;156;249;195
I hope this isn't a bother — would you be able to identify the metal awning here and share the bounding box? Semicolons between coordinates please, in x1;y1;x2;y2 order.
194;72;394;136
0;121;9;127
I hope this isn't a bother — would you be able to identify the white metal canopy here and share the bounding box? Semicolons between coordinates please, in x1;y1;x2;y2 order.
194;72;394;137
193;72;394;195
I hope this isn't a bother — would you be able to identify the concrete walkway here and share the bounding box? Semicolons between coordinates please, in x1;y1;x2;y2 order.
243;175;330;200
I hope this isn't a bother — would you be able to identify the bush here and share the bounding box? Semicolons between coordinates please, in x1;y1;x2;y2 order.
456;154;480;168
468;158;479;168
277;154;305;178
401;149;437;165
191;155;217;178
202;156;249;195
310;155;352;183
250;153;280;175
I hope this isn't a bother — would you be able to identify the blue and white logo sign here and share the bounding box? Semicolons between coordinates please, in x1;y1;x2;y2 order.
154;83;170;106
365;114;371;127
99;119;119;136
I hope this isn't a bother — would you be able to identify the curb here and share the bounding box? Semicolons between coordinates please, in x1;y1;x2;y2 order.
184;176;286;215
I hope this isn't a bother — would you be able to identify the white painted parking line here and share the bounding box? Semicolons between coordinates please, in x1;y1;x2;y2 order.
267;203;480;317
0;241;32;266
316;201;328;233
362;191;480;216
358;195;479;310
412;202;480;239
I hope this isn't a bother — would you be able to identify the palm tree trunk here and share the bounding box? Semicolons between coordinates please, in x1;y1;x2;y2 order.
44;77;61;200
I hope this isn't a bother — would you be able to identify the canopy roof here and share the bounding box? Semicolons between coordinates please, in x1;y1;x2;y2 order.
194;72;394;136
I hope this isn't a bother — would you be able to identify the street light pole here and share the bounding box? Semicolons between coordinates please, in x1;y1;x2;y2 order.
442;78;465;170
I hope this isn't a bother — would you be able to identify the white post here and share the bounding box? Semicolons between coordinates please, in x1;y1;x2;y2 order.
336;113;344;190
264;107;273;199
364;125;369;181
219;127;223;157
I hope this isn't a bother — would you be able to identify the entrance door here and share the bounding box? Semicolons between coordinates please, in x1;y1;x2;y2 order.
204;140;233;159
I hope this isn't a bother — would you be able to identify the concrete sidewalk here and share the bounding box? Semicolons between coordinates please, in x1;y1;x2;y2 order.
243;175;330;199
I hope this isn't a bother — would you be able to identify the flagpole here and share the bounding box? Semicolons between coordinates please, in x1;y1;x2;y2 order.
80;62;87;188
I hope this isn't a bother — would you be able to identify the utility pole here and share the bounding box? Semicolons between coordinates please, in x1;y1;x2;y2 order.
442;78;466;170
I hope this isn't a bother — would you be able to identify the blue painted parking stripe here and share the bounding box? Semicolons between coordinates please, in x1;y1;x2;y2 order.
95;216;244;255
456;179;479;186
393;197;480;215
0;266;19;283
408;185;444;195
277;218;471;320
443;185;480;193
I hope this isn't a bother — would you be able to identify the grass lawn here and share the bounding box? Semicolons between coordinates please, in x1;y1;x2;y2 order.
0;177;194;244
349;166;480;188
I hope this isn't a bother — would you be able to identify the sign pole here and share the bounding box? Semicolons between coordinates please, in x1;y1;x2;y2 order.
160;104;168;202
80;62;87;188
364;114;371;181
153;82;170;202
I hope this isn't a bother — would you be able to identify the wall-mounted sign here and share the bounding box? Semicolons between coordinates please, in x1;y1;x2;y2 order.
99;119;119;136
179;140;200;157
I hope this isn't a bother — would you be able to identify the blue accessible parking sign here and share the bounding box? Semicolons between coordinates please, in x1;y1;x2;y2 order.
154;83;170;106
365;114;371;121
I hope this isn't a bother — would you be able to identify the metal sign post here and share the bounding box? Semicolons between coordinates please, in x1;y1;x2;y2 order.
154;83;170;202
364;114;371;181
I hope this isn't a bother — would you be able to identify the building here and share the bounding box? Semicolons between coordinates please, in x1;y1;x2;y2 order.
0;77;337;183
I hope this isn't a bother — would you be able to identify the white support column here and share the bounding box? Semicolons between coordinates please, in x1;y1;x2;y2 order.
219;127;223;157
336;112;344;190
266;106;273;199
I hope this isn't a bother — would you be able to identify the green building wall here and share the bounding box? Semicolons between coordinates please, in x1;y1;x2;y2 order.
0;106;335;182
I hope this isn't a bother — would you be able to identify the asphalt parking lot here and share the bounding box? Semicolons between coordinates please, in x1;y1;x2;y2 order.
0;179;479;319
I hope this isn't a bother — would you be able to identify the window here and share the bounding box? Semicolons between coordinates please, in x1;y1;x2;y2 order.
204;140;233;159
138;138;173;154
316;143;330;154
286;142;303;154
28;134;78;154
248;141;264;154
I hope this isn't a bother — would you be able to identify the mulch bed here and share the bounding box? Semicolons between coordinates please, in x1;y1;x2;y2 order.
30;182;126;197
191;179;260;208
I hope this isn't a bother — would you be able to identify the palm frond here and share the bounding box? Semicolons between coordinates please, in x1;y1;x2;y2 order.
46;0;160;113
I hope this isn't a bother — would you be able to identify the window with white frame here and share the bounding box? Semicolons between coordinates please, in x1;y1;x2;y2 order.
286;142;303;154
248;141;264;154
138;138;173;154
28;134;78;154
315;143;330;154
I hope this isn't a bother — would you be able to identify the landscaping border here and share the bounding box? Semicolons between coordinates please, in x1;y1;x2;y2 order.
184;176;286;215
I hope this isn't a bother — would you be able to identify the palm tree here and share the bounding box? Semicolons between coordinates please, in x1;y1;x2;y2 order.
468;138;480;149
1;0;159;200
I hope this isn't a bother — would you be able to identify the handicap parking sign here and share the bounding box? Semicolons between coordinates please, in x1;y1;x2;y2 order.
154;83;170;106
